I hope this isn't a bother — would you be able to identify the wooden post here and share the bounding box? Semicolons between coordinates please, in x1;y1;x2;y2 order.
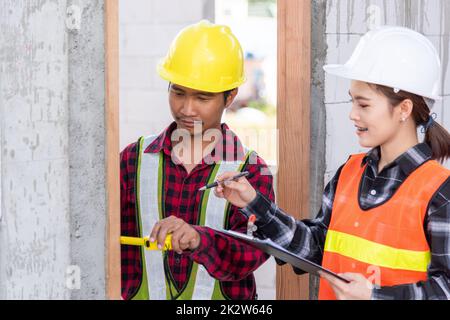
276;0;311;300
105;0;121;300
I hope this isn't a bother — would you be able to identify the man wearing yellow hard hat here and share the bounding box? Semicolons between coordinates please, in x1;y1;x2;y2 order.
120;20;275;300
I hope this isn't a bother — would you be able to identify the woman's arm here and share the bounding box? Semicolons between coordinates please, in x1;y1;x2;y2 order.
215;164;345;268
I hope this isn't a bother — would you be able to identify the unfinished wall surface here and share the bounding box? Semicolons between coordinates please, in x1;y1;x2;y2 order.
0;0;108;299
119;0;215;150
324;0;450;184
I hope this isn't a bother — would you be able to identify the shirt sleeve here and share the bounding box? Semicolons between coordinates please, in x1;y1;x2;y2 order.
189;155;275;281
120;142;140;300
240;164;345;274
372;178;450;300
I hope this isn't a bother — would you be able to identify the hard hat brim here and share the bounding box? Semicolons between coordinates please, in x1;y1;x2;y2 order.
323;64;442;101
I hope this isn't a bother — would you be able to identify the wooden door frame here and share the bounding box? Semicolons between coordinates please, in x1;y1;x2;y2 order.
105;0;121;300
277;0;311;300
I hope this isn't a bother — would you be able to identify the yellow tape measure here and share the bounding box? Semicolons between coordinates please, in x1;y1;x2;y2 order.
120;234;172;250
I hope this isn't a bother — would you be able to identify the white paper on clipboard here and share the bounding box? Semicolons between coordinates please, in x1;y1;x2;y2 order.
217;229;350;283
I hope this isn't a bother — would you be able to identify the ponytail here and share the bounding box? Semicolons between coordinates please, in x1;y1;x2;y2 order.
372;84;450;163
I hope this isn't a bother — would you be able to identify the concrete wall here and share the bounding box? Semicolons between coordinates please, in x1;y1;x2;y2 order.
2;0;448;301
307;0;450;299
0;0;107;299
68;0;107;300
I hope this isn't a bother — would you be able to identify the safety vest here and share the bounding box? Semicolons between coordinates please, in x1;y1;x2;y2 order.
319;153;450;300
130;135;253;300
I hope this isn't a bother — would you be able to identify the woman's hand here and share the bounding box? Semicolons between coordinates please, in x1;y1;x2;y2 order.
213;172;257;208
319;272;373;300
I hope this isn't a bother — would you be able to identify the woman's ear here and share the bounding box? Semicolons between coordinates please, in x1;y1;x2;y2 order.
225;88;239;108
398;99;414;122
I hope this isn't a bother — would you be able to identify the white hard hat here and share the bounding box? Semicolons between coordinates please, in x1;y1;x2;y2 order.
324;26;442;101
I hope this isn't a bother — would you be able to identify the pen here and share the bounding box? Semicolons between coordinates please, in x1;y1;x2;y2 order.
198;171;249;191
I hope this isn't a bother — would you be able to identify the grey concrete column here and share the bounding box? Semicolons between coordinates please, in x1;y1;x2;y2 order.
67;0;106;300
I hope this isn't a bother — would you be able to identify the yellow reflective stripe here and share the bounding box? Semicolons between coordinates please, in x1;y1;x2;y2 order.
324;230;431;272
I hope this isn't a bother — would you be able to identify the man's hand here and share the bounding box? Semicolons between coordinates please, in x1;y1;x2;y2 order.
149;216;201;254
319;272;373;300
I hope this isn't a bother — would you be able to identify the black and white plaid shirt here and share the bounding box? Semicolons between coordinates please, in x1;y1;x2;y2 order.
242;143;450;300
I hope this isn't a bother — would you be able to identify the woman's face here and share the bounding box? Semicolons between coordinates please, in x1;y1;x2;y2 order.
348;80;402;148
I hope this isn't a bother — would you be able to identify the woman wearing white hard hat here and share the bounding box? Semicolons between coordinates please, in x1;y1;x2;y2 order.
214;26;450;300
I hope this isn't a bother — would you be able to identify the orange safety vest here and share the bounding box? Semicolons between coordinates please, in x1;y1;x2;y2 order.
319;153;450;300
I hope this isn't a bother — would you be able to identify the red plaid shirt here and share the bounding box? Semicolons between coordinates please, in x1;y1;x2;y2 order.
121;122;275;300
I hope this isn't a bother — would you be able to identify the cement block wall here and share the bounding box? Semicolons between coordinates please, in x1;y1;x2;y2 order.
0;0;108;299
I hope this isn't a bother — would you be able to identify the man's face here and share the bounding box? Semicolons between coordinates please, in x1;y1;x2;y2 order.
169;84;235;135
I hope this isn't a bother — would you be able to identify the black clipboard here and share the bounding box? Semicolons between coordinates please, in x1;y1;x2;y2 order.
218;229;350;283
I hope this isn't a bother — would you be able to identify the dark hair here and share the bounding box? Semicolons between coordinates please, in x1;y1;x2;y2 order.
169;83;234;104
372;84;450;163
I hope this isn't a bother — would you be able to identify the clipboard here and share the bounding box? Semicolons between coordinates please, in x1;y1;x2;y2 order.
218;229;351;283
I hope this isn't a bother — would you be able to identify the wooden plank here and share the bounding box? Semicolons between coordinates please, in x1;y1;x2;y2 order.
276;0;311;300
105;0;121;300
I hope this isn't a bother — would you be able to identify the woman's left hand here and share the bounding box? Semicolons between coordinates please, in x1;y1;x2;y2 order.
319;272;373;300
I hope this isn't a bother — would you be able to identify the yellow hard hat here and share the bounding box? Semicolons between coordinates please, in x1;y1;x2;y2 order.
157;20;246;93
